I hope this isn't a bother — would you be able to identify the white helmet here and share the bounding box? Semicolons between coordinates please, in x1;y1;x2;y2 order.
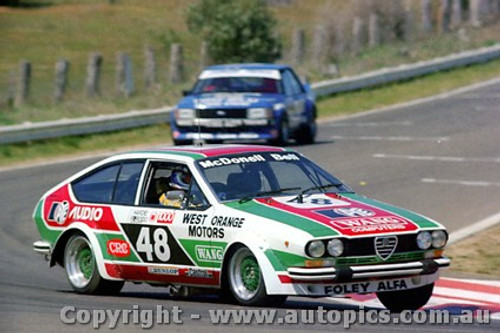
170;171;190;191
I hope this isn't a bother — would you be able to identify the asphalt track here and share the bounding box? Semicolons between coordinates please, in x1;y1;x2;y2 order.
1;79;500;332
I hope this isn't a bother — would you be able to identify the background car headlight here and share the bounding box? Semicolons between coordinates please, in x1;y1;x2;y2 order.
307;240;325;258
416;231;432;250
247;108;272;119
175;108;195;119
327;239;344;257
431;230;447;248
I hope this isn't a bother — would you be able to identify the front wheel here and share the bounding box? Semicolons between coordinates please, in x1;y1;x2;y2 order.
64;234;124;295
376;283;434;312
227;247;286;306
270;118;289;146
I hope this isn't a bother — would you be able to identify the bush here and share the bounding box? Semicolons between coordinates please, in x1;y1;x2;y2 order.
187;0;282;64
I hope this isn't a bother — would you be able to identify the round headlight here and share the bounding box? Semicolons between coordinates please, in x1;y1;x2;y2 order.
307;241;325;258
431;230;447;248
417;231;432;250
327;239;344;257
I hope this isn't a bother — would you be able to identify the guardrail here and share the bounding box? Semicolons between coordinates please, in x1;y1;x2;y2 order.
2;44;500;145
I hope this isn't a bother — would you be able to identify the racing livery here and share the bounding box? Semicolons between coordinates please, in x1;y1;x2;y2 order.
33;145;450;311
170;64;317;145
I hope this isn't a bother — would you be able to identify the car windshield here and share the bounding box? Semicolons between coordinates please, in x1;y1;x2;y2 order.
196;152;351;202
192;77;281;94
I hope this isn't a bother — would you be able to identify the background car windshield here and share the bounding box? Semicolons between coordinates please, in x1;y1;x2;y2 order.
197;152;350;202
192;77;281;94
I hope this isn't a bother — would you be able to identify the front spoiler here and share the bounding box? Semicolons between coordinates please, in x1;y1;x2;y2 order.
287;258;450;282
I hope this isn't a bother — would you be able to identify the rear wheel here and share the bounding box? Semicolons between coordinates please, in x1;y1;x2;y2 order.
64;234;124;295
270;118;289;146
376;283;434;312
227;246;286;306
296;120;317;145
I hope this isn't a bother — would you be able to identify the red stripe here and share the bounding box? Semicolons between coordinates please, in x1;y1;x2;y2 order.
436;278;500;296
161;145;284;157
432;293;500;306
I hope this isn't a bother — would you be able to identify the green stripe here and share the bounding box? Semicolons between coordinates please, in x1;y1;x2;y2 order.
341;193;440;229
225;200;336;238
95;232;140;262
33;200;62;244
266;249;307;271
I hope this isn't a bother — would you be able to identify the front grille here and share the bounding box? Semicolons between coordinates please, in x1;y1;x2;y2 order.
342;234;419;257
197;109;247;119
374;236;398;260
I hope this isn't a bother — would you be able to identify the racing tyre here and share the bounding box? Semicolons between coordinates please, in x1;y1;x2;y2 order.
296;119;317;145
270;118;289;146
173;139;192;146
64;234;124;295
376;283;434;313
227;246;286;306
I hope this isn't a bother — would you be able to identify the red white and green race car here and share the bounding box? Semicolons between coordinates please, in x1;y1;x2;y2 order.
33;145;450;311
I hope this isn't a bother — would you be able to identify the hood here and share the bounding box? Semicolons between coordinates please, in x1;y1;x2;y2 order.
178;93;281;109
226;192;441;238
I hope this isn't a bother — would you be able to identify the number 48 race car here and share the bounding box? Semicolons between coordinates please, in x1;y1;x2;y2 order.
33;145;450;312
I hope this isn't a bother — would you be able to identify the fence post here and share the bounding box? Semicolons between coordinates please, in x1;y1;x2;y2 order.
333;20;346;56
369;13;380;47
169;43;184;84
291;28;306;64
470;0;483;27
312;25;329;68
85;53;102;97
403;6;415;42
352;16;364;55
7;70;16;108
116;52;134;98
54;59;69;103
451;0;463;27
200;41;210;70
421;0;433;32
14;60;31;107
438;0;451;33
144;45;157;91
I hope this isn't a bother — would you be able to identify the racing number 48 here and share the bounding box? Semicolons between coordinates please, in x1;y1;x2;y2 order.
136;227;171;262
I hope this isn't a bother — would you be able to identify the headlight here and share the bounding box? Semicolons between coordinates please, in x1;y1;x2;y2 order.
416;231;432;250
175;108;195;119
247;108;272;119
327;239;344;257
431;230;447;248
307;240;325;258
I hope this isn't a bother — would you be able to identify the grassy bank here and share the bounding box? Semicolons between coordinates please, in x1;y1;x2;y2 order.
3;56;500;167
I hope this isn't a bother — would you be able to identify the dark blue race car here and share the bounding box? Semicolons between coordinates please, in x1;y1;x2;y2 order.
170;64;317;146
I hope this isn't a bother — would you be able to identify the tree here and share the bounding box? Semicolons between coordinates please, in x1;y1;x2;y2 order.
187;0;282;64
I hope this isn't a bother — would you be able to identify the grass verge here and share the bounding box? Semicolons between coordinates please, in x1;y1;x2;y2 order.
3;57;500;168
446;225;500;277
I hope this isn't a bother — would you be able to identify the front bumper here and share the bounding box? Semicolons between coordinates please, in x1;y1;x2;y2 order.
287;258;450;282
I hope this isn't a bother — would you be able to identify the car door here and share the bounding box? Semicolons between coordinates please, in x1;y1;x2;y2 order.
281;69;306;129
116;160;219;285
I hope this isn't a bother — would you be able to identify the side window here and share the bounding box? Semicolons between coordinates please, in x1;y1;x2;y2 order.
281;71;295;96
72;164;120;204
142;162;208;210
112;162;144;205
288;69;304;95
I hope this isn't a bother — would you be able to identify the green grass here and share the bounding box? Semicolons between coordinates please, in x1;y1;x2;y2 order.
3;57;500;168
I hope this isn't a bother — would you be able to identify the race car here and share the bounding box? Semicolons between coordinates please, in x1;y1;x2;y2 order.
33;145;450;311
170;63;317;146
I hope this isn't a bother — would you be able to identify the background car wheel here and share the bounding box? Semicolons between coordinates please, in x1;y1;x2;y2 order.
173;139;192;146
64;234;124;295
296;120;317;145
376;283;434;312
271;118;289;146
227;246;286;306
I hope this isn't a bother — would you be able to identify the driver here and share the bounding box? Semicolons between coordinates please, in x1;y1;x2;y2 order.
159;170;192;207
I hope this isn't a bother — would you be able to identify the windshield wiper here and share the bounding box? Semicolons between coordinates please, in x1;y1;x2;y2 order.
292;183;343;203
238;187;301;204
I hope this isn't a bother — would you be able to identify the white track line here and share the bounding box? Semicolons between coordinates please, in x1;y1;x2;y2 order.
324;121;413;127
331;136;449;142
374;153;500;163
422;178;500;187
448;211;500;245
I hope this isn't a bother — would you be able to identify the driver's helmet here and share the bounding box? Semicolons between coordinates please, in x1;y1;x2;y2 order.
170;170;191;191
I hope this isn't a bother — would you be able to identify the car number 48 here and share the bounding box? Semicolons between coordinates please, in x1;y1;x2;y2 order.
136;227;171;262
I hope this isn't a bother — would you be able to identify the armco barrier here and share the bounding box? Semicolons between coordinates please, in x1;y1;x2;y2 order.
2;44;500;145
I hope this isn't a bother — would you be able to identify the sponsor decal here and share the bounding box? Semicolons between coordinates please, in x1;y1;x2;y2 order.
188;226;225;239
269;153;300;161
150;211;175;224
275;195;351;209
147;266;179;276
315;207;375;219
330;216;410;233
48;201;70;224
210;215;244;228
195;245;224;263
184;268;213;279
129;209;150;223
183;213;243;239
324;279;408;295
68;206;103;222
107;239;130;257
198;152;301;169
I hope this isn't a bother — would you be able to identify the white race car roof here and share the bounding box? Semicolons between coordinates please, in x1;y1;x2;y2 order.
199;69;281;80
